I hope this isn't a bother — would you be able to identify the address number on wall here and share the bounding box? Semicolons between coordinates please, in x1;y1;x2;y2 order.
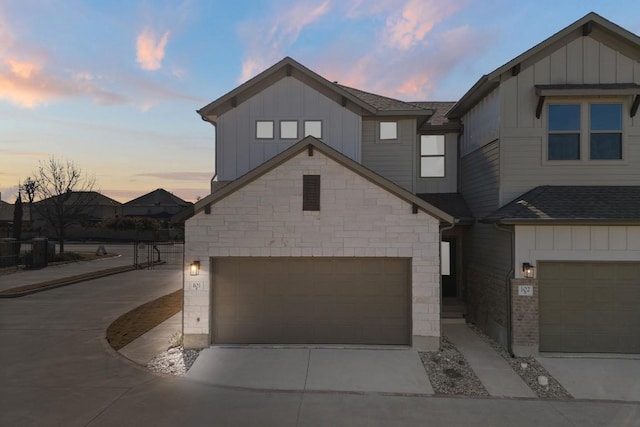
518;285;533;297
190;282;202;290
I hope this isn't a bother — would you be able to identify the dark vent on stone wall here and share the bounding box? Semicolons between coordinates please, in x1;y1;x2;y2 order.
303;175;320;211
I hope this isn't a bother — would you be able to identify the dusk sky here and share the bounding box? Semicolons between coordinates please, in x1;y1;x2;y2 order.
1;0;639;204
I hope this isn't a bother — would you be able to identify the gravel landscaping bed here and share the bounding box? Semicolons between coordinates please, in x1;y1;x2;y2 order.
467;324;573;399
147;346;201;376
420;336;489;397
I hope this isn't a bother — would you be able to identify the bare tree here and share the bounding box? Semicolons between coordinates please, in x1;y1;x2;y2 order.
30;157;97;254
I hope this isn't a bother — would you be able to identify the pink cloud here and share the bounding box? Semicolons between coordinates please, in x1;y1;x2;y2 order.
384;0;461;50
136;28;170;71
239;0;331;82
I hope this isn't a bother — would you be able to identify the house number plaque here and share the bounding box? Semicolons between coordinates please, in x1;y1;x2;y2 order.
190;282;202;290
518;285;533;297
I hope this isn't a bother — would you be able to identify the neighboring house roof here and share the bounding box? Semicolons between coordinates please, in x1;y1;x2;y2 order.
178;136;455;225
483;186;640;224
0;200;13;222
124;188;191;208
447;12;640;119
197;57;432;122
416;193;474;224
35;191;121;207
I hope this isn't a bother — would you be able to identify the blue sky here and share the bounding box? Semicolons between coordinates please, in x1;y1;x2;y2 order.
1;0;639;203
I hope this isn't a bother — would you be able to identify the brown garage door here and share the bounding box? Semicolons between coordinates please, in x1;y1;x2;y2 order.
211;257;410;345
539;262;640;353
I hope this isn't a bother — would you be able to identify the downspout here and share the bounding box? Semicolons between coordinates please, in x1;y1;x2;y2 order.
494;223;515;357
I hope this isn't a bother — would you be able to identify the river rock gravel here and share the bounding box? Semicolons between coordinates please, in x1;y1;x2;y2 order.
147;346;200;376
420;336;489;397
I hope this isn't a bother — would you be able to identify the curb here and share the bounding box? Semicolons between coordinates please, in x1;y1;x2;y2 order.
0;265;137;298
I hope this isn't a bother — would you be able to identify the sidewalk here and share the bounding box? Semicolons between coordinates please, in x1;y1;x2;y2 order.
442;323;536;398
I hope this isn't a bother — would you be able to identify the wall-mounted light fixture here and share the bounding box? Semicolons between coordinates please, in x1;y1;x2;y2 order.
190;260;200;276
522;262;535;279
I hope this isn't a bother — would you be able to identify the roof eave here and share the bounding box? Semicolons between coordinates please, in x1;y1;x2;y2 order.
483;218;640;226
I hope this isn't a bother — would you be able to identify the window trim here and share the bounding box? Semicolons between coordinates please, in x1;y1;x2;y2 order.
256;120;274;140
279;120;298;140
419;134;446;178
379;121;398;141
304;120;323;139
543;98;627;165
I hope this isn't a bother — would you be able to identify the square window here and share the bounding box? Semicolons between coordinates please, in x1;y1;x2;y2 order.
591;134;622;159
256;121;274;139
304;120;322;138
590;104;622;131
549;104;580;131
280;121;298;139
379;122;397;140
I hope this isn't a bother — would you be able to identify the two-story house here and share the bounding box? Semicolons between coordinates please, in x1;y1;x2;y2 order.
450;12;640;355
181;12;640;356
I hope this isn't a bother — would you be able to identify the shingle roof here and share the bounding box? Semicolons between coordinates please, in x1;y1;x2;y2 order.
484;186;640;223
416;193;474;223
124;188;191;207
337;84;429;113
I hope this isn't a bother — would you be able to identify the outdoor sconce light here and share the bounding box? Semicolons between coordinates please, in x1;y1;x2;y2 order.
190;260;200;276
522;262;535;279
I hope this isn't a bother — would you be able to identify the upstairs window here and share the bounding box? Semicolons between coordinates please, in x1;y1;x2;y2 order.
547;102;623;161
590;103;622;159
304;120;322;138
548;104;580;160
280;120;298;139
256;121;274;139
379;122;397;140
420;135;445;177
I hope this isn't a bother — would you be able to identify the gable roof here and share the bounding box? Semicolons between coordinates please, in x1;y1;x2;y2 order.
35;191;121;207
178;136;455;224
124;188;191;208
447;12;640;119
197;57;432;122
416;193;473;223
483;186;640;225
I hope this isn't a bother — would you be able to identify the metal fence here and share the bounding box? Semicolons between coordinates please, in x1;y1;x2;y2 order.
133;241;184;269
0;238;54;269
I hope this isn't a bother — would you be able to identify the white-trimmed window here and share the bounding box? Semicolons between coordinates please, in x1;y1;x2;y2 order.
420;135;445;177
379;122;397;140
304;120;322;138
256;121;274;139
547;101;623;161
280;120;298;139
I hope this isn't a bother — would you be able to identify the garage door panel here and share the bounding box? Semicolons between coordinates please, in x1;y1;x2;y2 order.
212;257;410;345
539;261;640;353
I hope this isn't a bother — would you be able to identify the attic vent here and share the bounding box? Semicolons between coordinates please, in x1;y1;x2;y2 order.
303;175;320;211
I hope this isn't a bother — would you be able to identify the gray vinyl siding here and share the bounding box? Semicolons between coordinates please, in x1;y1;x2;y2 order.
361;118;415;192
460;89;500;156
499;36;640;204
216;77;361;181
460;140;500;217
414;132;458;193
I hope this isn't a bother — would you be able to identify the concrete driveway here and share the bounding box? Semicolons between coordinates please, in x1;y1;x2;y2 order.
186;347;433;394
2;263;640;426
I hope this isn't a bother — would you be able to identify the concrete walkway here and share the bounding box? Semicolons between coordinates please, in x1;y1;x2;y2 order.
443;323;536;398
119;312;182;365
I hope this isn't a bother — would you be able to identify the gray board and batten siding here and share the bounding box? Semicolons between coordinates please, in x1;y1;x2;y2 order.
500;36;640;205
215;76;362;182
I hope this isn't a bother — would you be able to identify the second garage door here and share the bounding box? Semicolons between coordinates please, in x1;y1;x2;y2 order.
539;261;640;353
211;257;410;345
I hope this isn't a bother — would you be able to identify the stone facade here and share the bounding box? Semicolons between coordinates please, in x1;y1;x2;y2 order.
183;149;442;350
510;278;539;356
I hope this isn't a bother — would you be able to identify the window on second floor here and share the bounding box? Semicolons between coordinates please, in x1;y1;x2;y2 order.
379;122;398;140
420;135;445;177
256;121;274;139
304;120;322;138
547;102;623;161
280;120;298;139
